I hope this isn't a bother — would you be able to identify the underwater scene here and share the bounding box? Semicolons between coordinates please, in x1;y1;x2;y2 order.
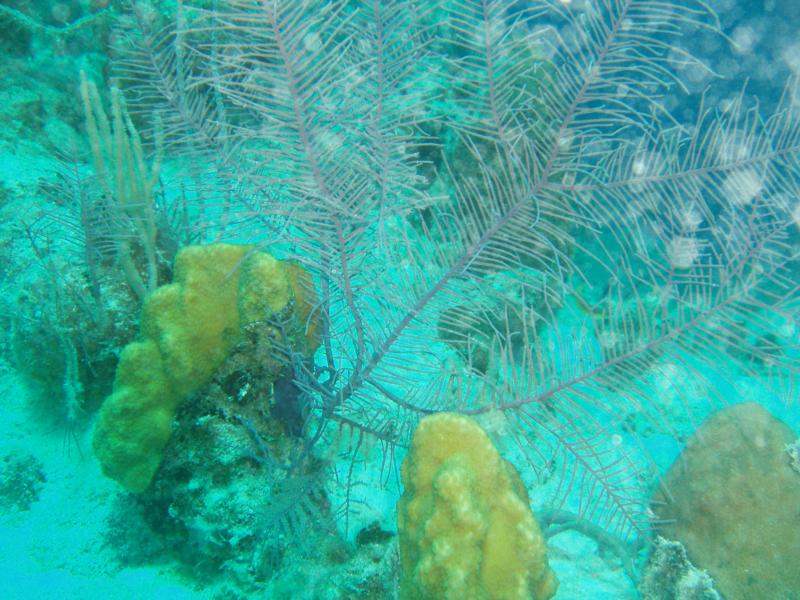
1;0;799;598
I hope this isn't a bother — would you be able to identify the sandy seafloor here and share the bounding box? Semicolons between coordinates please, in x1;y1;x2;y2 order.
0;360;639;600
1;0;800;598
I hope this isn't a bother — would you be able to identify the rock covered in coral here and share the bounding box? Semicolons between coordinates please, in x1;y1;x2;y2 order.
0;451;46;512
651;403;800;600
94;242;336;591
639;536;721;600
93;243;318;492
133;317;333;589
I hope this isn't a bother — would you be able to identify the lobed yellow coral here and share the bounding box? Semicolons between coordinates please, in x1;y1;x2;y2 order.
93;244;311;492
397;412;557;600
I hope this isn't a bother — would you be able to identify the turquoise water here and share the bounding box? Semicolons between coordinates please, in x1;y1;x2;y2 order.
1;0;799;598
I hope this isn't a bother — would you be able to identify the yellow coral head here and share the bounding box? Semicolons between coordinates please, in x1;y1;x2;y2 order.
397;412;557;600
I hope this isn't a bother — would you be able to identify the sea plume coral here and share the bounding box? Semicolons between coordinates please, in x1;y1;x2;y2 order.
100;0;800;561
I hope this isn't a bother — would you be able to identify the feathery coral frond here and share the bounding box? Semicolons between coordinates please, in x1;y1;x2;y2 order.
111;0;800;545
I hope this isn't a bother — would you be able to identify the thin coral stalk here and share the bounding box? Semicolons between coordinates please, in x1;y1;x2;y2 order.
79;70;162;299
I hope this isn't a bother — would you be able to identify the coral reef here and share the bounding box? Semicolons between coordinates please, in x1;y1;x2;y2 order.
397;412;557;600
4;0;800;596
652;403;800;600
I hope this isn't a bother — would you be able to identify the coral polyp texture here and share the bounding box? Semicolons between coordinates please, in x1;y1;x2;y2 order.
93;244;316;492
397;412;557;600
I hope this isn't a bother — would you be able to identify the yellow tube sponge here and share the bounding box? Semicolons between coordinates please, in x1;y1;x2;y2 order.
397;413;557;600
93;244;300;492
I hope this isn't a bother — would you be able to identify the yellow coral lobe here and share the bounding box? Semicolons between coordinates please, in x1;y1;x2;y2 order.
397;413;557;600
92;340;174;492
161;244;249;395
